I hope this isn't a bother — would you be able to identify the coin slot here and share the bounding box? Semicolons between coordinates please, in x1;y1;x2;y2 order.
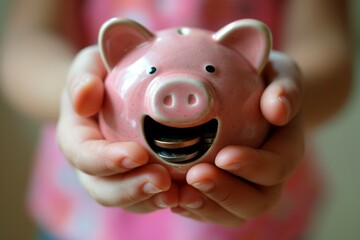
144;116;218;164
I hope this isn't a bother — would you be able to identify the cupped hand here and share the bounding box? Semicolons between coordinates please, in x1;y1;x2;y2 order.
173;51;304;226
57;46;178;213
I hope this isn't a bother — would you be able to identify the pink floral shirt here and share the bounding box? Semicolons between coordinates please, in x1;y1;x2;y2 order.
28;1;322;239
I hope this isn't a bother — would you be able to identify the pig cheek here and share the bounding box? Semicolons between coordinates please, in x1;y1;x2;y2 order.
99;79;126;141
237;86;269;146
215;78;268;148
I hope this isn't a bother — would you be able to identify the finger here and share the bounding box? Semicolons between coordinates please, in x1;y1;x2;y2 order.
67;46;107;117
171;186;207;222
125;183;179;213
72;140;149;176
177;185;246;226
187;163;283;219
77;164;172;210
261;51;302;126
171;207;203;221
215;115;304;186
57;92;148;176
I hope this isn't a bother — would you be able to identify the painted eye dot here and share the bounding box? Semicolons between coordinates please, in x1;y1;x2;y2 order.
149;67;157;74
205;65;216;73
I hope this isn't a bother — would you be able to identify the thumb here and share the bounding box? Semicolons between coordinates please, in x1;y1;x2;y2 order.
67;46;107;117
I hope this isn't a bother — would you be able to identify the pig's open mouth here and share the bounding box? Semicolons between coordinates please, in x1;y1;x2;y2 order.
144;116;218;164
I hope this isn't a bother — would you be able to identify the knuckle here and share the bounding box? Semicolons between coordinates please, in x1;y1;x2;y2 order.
78;177;110;206
273;158;297;185
242;194;279;219
215;191;236;208
69;150;84;171
91;192;113;207
86;185;128;208
274;163;289;183
276;155;302;183
247;202;273;219
101;159;120;175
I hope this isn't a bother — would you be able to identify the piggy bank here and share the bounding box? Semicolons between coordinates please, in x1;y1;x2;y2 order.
98;18;271;179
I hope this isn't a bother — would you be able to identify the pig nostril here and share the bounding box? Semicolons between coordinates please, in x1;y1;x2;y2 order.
163;95;174;107
188;94;198;106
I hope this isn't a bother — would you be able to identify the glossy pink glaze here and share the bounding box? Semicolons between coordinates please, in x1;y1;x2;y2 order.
98;18;272;179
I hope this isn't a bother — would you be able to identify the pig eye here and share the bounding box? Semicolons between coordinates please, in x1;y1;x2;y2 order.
149;67;157;74
205;65;216;73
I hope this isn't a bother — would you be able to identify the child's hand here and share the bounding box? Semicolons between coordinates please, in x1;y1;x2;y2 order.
57;46;178;213
173;51;304;226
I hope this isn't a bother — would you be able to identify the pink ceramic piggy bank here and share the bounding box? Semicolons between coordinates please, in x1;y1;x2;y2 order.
98;18;271;179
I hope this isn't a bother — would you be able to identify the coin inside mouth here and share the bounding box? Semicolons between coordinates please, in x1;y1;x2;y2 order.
144;116;218;164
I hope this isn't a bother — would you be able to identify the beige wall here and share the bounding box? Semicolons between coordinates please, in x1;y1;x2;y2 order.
310;1;360;238
0;1;359;239
0;97;38;239
0;1;37;238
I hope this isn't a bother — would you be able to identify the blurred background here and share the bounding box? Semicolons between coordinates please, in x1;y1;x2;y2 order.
0;1;39;239
0;0;359;239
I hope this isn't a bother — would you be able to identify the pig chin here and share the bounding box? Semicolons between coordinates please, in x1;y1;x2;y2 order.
143;116;218;164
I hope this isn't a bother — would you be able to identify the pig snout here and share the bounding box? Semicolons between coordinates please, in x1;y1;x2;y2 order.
146;77;214;124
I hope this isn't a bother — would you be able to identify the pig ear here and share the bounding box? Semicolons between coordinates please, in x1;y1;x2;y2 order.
99;18;155;71
213;19;272;73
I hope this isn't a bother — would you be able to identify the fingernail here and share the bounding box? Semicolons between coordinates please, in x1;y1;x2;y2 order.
154;196;170;208
222;163;241;171
72;74;92;93
143;182;163;194
175;209;191;217
192;181;214;192
278;96;291;121
185;197;204;209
